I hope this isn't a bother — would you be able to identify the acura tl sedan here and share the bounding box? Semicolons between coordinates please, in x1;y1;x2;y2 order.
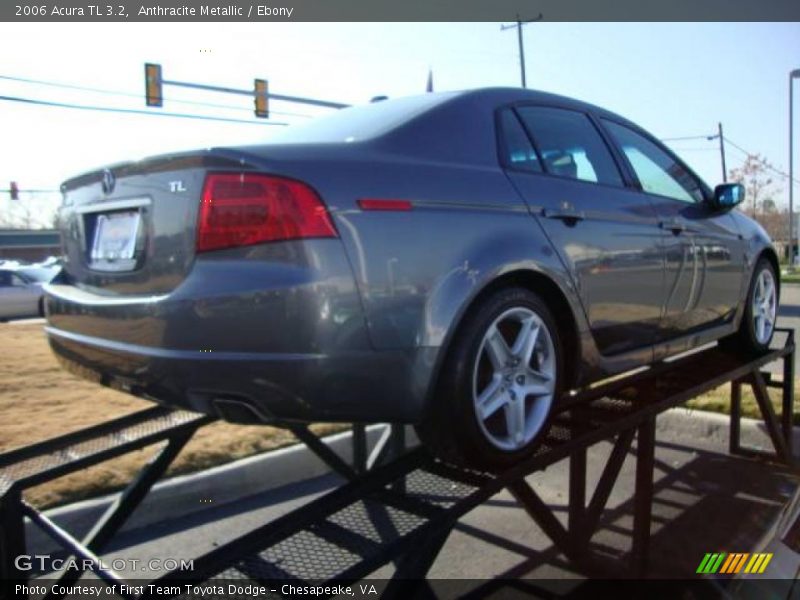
44;88;778;468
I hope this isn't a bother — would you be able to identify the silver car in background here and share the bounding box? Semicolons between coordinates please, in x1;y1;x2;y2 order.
0;266;58;320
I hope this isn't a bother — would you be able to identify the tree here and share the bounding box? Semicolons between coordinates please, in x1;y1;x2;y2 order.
728;153;781;218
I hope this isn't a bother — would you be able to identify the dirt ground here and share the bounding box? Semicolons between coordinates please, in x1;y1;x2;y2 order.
0;322;342;508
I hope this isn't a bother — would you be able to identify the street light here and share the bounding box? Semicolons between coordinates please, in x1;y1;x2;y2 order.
790;68;800;266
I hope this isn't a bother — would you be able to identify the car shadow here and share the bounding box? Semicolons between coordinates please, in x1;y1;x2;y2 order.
459;440;797;596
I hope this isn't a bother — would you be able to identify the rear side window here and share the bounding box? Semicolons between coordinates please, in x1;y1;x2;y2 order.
516;106;623;187
499;110;542;173
602;120;705;203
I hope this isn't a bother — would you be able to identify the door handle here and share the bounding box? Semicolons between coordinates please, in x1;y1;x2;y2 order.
659;219;686;234
542;206;585;223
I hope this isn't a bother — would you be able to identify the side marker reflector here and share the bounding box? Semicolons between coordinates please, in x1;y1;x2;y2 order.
357;199;413;211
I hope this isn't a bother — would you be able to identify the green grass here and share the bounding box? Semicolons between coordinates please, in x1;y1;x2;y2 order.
685;380;800;426
781;272;800;284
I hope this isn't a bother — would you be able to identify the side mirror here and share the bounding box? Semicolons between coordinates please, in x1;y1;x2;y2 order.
711;183;745;210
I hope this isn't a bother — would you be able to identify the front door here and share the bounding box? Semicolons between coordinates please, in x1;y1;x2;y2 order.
600;119;746;342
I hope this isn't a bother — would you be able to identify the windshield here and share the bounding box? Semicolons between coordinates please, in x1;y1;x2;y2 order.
267;92;459;145
18;267;57;283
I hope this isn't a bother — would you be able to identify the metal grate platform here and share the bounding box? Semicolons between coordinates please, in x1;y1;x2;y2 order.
0;408;210;496
1;330;796;598
141;334;795;595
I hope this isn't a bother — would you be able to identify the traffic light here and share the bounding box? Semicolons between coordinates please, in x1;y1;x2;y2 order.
145;63;163;107
9;181;18;200
254;79;268;118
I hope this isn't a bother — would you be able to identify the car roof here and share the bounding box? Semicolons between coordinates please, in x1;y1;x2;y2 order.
370;87;641;168
448;87;628;120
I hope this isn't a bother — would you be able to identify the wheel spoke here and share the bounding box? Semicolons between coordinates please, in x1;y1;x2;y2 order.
504;398;526;445
764;277;774;304
511;317;540;365
484;325;512;370
764;316;773;334
756;315;765;342
524;367;554;397
477;377;508;420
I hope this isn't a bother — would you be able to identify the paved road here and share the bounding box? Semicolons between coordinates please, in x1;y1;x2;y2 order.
778;283;800;371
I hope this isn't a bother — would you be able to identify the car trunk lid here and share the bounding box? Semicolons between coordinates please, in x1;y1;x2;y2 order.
58;150;261;295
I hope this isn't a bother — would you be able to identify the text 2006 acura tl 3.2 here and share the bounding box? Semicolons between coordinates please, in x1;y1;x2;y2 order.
45;88;779;468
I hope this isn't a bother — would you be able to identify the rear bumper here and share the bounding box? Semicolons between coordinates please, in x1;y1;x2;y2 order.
43;241;432;423
46;326;426;423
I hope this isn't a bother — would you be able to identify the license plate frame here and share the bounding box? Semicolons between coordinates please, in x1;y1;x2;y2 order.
89;210;141;271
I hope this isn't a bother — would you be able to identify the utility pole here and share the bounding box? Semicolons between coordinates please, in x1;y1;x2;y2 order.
717;122;727;183
791;69;800;267
501;13;543;88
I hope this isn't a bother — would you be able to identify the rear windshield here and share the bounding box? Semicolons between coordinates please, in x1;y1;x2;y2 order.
267;92;459;145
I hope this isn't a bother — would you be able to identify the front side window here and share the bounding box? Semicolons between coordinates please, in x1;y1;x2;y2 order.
515;106;623;187
602;120;705;203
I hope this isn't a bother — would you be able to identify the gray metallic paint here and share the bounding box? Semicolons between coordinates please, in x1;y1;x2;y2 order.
45;88;778;425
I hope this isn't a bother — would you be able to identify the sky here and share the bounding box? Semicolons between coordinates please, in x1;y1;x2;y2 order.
0;21;798;227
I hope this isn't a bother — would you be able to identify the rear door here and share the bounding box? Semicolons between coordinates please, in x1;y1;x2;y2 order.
599;119;745;342
501;106;665;357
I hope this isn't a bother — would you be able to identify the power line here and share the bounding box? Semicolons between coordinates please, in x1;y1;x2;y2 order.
662;131;798;187
0;74;313;118
660;134;717;142
0;94;289;126
668;146;718;152
723;135;800;186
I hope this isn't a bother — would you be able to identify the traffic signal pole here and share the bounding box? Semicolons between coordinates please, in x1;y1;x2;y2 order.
142;63;349;120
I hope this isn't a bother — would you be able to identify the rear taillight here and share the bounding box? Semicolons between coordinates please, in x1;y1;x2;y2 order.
197;173;337;252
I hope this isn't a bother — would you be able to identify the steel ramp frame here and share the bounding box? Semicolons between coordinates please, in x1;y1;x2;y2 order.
0;329;796;598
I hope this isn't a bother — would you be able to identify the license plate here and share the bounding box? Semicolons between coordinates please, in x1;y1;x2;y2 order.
91;211;140;262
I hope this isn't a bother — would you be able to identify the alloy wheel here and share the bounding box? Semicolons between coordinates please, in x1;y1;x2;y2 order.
752;268;777;345
472;307;556;451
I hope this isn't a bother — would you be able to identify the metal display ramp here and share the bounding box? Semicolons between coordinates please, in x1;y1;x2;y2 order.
0;329;796;599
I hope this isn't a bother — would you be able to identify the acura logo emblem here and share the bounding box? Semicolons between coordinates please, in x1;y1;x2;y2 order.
101;169;116;195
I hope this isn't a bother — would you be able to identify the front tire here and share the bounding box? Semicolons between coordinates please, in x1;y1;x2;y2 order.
722;257;778;353
417;287;563;470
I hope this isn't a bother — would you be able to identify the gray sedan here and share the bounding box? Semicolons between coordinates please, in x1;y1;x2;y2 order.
44;88;778;468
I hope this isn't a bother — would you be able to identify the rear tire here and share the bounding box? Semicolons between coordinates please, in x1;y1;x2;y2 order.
416;287;563;471
720;257;778;353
